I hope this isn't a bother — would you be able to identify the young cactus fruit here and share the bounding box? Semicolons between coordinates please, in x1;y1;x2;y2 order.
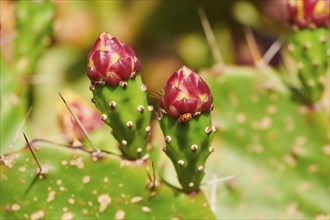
286;0;330;104
87;32;151;160
159;66;215;193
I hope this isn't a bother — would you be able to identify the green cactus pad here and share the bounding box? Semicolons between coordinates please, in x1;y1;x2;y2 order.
92;75;152;160
0;144;215;219
1;1;55;155
0;59;28;154
159;113;215;193
287;28;329;104
15;0;55;75
203;66;329;219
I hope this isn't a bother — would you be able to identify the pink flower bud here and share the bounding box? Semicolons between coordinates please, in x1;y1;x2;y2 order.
59;91;103;142
288;0;330;28
159;66;213;119
87;32;141;86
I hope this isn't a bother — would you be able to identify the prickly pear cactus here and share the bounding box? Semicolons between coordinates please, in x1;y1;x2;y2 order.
87;33;152;160
202;65;329;219
286;0;330;104
0;144;215;219
1;0;54;154
15;0;55;75
159;66;215;193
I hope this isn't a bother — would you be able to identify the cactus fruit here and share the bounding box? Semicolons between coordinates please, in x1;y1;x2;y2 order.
0;144;215;219
159;66;215;193
286;0;330;104
87;33;152;160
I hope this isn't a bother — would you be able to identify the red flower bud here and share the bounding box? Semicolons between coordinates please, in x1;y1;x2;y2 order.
288;0;330;28
159;66;213;119
87;32;141;86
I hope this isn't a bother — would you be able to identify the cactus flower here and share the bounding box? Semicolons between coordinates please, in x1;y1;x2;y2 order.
288;0;330;28
159;66;213;120
59;91;103;142
87;32;141;86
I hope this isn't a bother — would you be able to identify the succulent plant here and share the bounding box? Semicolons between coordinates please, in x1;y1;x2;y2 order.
159;66;215;193
3;0;328;219
1;1;55;155
0;143;215;219
87;33;152;160
286;0;330;104
202;64;329;219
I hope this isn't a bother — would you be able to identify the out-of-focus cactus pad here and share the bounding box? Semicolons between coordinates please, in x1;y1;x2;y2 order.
203;66;329;219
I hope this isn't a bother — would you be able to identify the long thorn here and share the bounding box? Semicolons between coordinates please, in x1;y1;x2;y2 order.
23;133;43;174
152;161;156;189
9;107;33;150
210;174;217;212
198;7;223;65
24;173;39;197
201;175;238;186
30;138;73;148
262;35;284;65
244;27;265;68
58;92;98;152
146;169;152;184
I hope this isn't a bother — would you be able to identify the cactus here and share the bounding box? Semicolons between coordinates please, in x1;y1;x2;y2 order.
159;66;215;193
15;0;55;75
202;65;329;219
4;0;329;219
1;1;54;154
0;143;215;219
0;58;28;154
87;33;152;160
286;0;330;104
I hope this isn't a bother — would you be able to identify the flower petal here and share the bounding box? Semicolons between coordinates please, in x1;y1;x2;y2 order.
200;95;213;112
198;78;211;96
167;108;180;118
167;71;179;87
87;66;102;82
123;43;136;57
172;98;200;115
133;58;142;73
107;36;126;57
88;37;102;59
180;74;199;98
91;51;111;78
105;73;121;86
109;57;133;81
164;84;183;107
159;97;166;109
